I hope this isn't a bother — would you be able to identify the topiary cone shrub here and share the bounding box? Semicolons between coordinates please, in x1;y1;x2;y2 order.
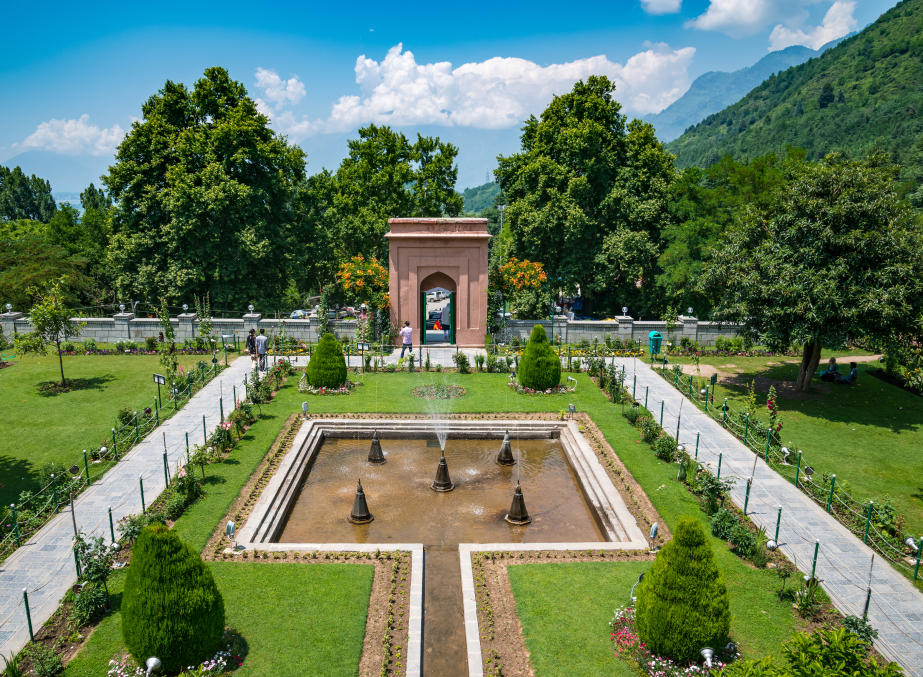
635;515;731;662
517;324;561;391
122;525;225;673
306;333;348;388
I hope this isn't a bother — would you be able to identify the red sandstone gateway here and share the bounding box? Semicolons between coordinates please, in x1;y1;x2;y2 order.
385;218;491;348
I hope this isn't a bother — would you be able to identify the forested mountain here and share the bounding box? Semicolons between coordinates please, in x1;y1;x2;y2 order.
668;0;923;188
645;39;850;143
462;181;501;213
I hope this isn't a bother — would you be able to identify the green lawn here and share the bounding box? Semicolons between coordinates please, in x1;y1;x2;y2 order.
64;562;373;677
665;348;923;533
0;353;212;507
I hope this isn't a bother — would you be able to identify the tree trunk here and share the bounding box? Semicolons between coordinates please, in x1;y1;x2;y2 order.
57;339;67;387
794;341;821;392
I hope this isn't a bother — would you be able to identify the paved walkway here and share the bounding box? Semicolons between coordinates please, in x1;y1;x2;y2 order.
615;358;923;676
0;357;254;660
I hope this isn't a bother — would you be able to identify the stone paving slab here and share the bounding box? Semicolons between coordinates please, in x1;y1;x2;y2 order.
615;359;923;675
0;357;253;660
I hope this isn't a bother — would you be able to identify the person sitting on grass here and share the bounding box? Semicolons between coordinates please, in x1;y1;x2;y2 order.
835;362;859;385
819;357;839;382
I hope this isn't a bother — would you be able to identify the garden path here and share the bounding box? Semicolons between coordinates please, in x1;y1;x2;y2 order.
0;357;254;661
615;358;923;676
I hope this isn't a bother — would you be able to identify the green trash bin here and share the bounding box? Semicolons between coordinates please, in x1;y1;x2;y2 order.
648;331;663;355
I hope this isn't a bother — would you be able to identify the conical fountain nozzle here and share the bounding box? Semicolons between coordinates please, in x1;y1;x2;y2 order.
347;479;374;524
431;452;455;492
505;480;532;525
368;430;386;464
497;431;515;466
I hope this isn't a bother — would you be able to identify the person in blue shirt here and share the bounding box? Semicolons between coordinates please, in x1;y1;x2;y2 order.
819;357;839;382
835;362;859;384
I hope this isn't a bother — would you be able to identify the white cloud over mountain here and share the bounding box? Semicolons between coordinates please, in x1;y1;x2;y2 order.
769;0;856;50
685;0;854;42
18;115;124;156
259;43;696;141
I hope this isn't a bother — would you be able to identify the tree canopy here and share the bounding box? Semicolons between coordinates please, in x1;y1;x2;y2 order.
700;152;923;391
14;277;86;386
496;76;676;317
0;166;56;223
104;67;307;309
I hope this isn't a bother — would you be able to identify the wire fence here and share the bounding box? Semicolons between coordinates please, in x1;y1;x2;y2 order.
649;359;922;583
0;359;228;565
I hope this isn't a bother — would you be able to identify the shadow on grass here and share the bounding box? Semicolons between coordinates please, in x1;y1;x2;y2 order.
0;454;37;506
36;374;116;397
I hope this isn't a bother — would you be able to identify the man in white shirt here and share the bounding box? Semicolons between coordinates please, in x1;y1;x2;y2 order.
399;321;413;358
255;328;269;371
441;303;450;342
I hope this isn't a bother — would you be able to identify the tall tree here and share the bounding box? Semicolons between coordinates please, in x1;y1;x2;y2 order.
0;166;56;223
80;182;111;213
496;76;676;316
105;67;307;309
700;153;923;392
0;237;87;311
301;124;464;287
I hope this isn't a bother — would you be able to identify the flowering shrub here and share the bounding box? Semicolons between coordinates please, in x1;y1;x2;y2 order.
610;605;737;676
337;255;389;310
298;379;361;395
506;381;570;395
108;655;145;676
496;257;547;293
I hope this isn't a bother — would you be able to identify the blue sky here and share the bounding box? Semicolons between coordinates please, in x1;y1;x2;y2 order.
0;0;897;191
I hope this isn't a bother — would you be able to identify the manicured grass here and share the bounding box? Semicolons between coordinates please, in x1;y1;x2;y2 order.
508;561;646;677
0;353;211;507
665;349;923;533
64;562;373;677
172;380;303;551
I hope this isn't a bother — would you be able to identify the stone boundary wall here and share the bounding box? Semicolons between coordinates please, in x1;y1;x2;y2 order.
1;312;742;347
502;315;741;346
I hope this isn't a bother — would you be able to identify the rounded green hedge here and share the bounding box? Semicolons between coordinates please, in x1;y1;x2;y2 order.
635;515;731;661
517;325;561;391
306;333;348;388
122;525;225;673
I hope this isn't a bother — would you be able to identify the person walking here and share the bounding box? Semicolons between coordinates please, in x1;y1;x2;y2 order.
441;302;450;342
399;321;413;358
246;329;257;368
255;328;269;371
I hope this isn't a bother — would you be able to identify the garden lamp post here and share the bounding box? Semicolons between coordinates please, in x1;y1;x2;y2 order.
248;304;254;313
4;303;10;312
119;304;125;312
629;572;645;603
700;648;714;669
145;657;162;676
182;304;188;312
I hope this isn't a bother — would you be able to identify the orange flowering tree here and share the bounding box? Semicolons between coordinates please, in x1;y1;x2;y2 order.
488;257;550;324
337;255;390;341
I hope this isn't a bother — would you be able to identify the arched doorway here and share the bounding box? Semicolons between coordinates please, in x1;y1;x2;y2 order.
420;272;457;345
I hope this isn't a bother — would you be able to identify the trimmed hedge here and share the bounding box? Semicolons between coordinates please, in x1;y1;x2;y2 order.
122;525;225;673
518;325;561;391
306;333;348;388
635;515;731;661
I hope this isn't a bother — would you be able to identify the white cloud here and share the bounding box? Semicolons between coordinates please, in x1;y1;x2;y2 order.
253;67;306;111
769;0;856;50
265;43;695;140
686;0;812;37
642;0;682;15
20;114;124;156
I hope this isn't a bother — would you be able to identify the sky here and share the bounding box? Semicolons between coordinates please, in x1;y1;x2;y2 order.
0;0;897;192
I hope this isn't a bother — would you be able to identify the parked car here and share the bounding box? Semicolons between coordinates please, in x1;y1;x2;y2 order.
425;311;450;330
290;309;308;319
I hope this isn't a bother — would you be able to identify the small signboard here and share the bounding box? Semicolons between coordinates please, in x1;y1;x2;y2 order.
357;342;370;351
153;373;166;385
710;373;718;386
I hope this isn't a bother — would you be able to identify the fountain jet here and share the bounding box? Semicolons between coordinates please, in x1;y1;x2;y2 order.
505;481;532;525
431;453;455;492
497;431;515;466
347;479;374;524
368;431;386;464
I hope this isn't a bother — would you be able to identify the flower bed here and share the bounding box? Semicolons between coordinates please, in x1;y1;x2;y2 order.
609;605;738;676
412;384;466;400
298;379;362;396
506;381;570;395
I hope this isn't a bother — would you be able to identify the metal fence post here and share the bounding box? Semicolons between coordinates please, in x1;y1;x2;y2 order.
764;434;771;462
112;429;118;461
744;478;752;515
633;374;636;399
139;475;146;513
914;537;922;581
826;474;837;514
694;433;700;460
645;386;649;409
743;413;750;447
794;451;802;487
51;474;58;513
811;540;820;580
722;399;727;428
864;501;874;543
83;450;91;484
108;506;115;542
163;452;170;487
717;453;723;479
23;588;33;641
775;506;782;542
203;415;207;443
704;385;709;411
74;546;82;578
220;397;224;423
134;412;139;444
155;398;160;427
660;401;664;427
